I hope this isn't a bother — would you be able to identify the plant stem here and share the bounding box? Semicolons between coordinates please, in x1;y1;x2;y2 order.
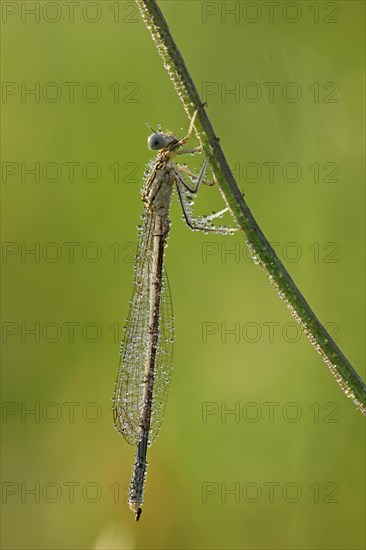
135;0;366;415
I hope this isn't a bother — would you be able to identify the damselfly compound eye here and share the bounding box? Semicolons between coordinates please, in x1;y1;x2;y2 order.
148;133;167;151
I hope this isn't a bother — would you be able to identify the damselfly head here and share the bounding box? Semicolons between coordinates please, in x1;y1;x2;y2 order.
147;132;178;151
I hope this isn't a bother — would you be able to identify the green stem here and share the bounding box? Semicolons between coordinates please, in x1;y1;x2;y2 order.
135;0;366;415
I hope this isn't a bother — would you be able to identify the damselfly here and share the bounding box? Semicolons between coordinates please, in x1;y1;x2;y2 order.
112;109;238;521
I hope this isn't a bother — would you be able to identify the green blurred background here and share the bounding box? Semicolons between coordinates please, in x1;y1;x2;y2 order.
1;1;365;549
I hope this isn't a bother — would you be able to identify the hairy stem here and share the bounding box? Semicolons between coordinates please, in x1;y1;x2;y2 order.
135;0;366;414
